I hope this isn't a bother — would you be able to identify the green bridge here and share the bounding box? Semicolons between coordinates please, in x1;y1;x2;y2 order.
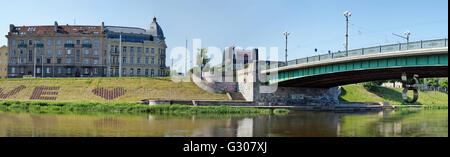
264;38;448;88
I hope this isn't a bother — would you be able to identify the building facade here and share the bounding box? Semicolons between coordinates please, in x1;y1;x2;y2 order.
5;17;167;78
0;46;7;78
104;17;168;77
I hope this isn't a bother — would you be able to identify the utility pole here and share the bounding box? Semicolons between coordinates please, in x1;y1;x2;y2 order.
33;46;36;77
41;55;44;78
344;11;352;57
185;38;188;76
283;31;290;65
119;31;122;77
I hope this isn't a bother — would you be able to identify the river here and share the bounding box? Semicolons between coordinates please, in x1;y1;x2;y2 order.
0;110;447;137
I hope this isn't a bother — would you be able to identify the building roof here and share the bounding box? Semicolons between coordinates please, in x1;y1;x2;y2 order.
147;17;165;40
104;26;147;34
9;23;102;35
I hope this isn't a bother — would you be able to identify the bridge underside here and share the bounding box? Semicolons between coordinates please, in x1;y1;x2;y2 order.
277;66;448;88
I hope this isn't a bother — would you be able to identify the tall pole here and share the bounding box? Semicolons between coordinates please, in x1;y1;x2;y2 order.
283;31;290;65
41;55;44;78
119;32;122;77
33;46;36;77
185;38;188;76
344;11;352;57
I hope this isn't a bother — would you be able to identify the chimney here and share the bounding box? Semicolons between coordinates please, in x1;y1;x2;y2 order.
54;21;59;33
9;24;15;32
101;22;104;32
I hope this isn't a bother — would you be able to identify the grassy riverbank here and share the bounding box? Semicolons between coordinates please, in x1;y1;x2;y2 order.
0;77;228;103
0;101;282;115
340;84;448;106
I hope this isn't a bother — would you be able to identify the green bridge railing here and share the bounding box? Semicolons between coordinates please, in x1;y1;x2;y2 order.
284;38;448;67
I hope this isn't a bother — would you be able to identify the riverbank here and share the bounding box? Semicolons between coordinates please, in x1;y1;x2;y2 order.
339;84;448;106
0;101;291;115
0;77;229;103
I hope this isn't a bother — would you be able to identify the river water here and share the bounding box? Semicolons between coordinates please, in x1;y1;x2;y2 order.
0;110;447;137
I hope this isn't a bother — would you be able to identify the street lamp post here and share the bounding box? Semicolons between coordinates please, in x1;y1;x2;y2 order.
393;30;411;50
119;31;122;77
283;31;290;65
344;11;352;57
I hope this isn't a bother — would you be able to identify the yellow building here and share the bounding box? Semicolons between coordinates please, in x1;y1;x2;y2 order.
0;45;7;78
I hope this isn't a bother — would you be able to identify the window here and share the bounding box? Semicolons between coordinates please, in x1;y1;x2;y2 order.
20;67;24;74
137;57;141;64
151;48;155;54
29;40;33;45
76;40;81;45
145;69;149;75
76;50;81;62
36;40;42;44
85;49;89;55
57;40;62;45
110;45;115;53
94;40;99;47
122;57;127;64
137;47;142;54
137;68;141;75
36;67;41;74
57;67;62;74
146;48;149;54
58;50;62;55
151;69;154;77
11;67;15;74
94;50;98;55
130;68;134;75
57;58;62;64
47;50;52;55
47;40;52;46
94;59;99;65
151;58;154;64
123;46;127;53
130;57;134;64
46;67;51;74
47;58;51;64
145;57;149;64
130;47;134;54
84;59;89;64
84;40;90;44
66;68;72;74
94;68;99;75
84;68;89;74
67;49;72;55
28;50;33;62
66;40;72;44
122;68;127;75
67;58;72;64
12;40;16;46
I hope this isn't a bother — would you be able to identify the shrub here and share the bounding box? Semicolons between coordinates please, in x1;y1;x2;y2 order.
361;81;383;92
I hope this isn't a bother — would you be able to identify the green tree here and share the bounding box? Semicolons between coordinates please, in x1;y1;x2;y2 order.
195;48;211;78
425;78;440;87
439;78;448;89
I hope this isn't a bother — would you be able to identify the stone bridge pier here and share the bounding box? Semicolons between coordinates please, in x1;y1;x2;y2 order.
237;61;341;106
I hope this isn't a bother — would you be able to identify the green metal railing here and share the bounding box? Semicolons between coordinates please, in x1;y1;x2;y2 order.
284;38;448;67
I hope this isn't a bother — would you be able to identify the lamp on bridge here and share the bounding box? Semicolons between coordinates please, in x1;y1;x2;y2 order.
344;11;352;57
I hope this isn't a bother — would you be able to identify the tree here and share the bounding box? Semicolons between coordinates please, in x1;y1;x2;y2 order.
425;78;440;87
195;48;210;78
439;78;448;89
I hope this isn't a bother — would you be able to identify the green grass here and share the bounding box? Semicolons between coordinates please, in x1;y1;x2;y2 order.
0;101;271;114
340;84;448;106
0;77;228;103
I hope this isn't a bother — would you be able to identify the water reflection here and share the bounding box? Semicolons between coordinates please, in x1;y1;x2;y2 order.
0;110;447;137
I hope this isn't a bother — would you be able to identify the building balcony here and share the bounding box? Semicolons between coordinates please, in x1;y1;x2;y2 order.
82;43;92;48
17;44;27;48
64;44;75;48
35;43;44;48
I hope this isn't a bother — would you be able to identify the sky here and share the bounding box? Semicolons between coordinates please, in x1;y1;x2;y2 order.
0;0;448;65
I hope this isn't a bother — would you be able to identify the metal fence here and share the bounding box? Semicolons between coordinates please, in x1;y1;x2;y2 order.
282;38;448;68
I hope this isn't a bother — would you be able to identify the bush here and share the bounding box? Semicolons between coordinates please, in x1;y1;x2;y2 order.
439;78;448;89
